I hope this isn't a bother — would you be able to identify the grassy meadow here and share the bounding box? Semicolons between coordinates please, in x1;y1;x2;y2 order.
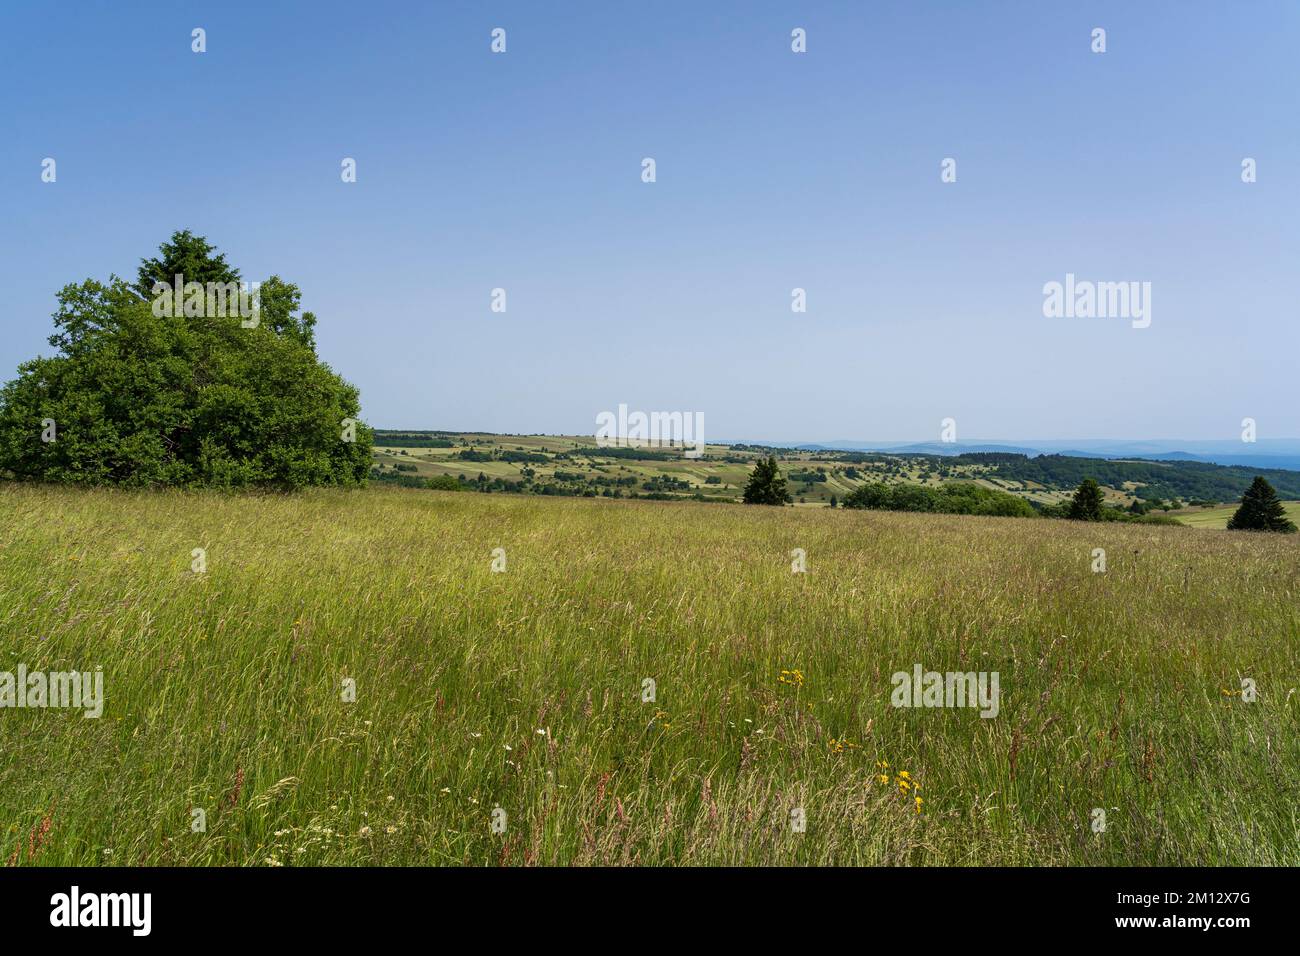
1;482;1298;866
1172;501;1300;530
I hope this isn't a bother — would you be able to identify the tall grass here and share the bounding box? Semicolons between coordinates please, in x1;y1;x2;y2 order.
1;483;1296;865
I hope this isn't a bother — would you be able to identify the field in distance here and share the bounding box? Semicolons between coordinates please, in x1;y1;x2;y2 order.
2;482;1296;865
371;430;1300;520
1170;501;1300;530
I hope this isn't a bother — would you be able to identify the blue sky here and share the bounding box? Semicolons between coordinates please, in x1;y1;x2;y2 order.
1;1;1296;442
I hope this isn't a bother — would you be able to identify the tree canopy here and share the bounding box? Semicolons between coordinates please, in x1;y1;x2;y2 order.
842;481;1036;517
0;231;371;488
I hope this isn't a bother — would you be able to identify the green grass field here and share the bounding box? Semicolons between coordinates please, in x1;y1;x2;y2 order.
1172;502;1300;530
2;483;1297;865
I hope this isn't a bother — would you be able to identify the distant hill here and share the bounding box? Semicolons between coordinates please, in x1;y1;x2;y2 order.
951;453;1300;503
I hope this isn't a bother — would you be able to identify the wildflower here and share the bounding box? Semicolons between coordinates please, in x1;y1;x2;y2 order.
915;796;924;814
359;825;371;837
777;669;805;688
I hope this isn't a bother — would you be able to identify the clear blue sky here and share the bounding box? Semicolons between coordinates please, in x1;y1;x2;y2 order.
1;1;1296;442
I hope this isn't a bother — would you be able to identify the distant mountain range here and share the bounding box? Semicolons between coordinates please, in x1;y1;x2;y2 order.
734;439;1300;472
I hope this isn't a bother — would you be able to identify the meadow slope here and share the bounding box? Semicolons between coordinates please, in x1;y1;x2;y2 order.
1;483;1297;866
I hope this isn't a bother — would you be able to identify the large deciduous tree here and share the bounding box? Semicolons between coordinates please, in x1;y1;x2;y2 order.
0;232;371;488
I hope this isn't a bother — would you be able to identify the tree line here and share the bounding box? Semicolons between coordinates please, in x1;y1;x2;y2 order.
741;458;1296;533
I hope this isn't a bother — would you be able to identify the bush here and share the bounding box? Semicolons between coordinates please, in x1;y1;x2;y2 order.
841;482;1036;518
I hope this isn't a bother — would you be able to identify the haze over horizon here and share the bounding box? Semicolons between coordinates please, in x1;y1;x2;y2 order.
371;425;1300;468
